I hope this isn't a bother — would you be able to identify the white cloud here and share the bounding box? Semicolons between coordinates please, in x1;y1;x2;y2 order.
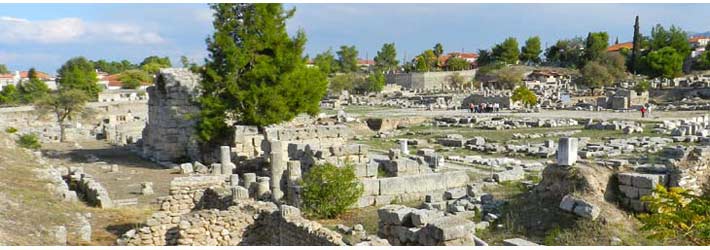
0;16;165;45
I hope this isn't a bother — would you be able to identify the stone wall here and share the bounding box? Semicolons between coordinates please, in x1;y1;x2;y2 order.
119;175;345;246
358;171;470;207
386;70;477;90
0;100;147;143
65;167;113;208
141;68;202;162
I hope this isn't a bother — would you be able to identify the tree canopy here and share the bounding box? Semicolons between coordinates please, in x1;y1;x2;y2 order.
118;69;152;89
584;32;610;63
18;68;50;103
336;45;359;73
91;59;137;74
446;57;470;71
520;36;542;64
57;57;100;100
492;37;520;64
140;56;172;74
645;46;684;80
0;64;9;74
414;49;437;72
197;3;328;143
313;49;337;75
374;43;398;72
34;89;89;142
512;85;537;107
545;37;585;68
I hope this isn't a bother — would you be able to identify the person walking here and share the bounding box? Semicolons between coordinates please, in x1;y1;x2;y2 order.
469;102;475;113
640;106;647;118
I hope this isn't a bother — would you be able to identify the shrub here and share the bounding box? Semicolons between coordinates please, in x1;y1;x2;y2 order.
300;163;363;219
4;127;17;134
16;133;41;150
639;185;710;245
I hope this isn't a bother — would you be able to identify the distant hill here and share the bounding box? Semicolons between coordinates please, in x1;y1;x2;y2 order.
689;31;710;37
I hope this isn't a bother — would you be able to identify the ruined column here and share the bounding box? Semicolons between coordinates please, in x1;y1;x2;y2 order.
231;186;249;202
220;146;236;175
269;140;288;202
557;137;578;166
256;176;271;201
286;160;303;206
229;174;239;187
243;173;257;198
400;139;409;155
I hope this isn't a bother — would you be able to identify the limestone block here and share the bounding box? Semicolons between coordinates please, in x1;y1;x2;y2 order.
443;188;467;200
502;238;539;246
377;205;414;226
573;201;601;220
556;137;578;166
631;173;666;189
617;173;633;186
619;185;639;199
422;216;475;242
559;195;576;212
179;163;193;174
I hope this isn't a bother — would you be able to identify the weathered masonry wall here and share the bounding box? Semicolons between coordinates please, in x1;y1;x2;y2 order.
141;68;202;162
118;175;344;246
386;70;477;90
358;171;470;207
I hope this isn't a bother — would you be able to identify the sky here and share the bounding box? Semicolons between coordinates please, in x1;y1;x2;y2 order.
2;3;710;74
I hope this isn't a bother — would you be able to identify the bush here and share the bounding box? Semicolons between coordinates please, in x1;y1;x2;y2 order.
4;127;17;134
300;163;363;219
639;185;710;245
16;133;41;150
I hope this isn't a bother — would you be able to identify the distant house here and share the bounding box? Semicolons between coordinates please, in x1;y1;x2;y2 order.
98;72;151;90
357;59;375;72
437;52;479;69
0;70;57;90
606;42;633;53
689;36;710;58
524;69;571;91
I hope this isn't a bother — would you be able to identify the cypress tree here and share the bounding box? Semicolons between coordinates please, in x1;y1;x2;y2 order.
631;15;641;74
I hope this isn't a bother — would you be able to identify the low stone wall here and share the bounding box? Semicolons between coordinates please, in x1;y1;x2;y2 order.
386;70;477;90
65;168;113;208
119;175;345;246
617;172;668;212
358;171;470;207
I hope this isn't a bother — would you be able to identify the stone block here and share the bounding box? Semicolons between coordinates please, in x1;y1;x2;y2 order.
559;195;576;212
556;137;578;166
631;173;666;189
573;201;601;220
423;216;475;241
502;238;539;246
443;188;467;200
179;163;193;174
377;205;414;226
619;185;639;199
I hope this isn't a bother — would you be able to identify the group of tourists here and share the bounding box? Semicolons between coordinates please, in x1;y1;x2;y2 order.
468;102;500;113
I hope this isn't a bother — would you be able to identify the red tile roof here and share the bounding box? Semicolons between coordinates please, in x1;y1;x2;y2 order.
0;73;13;79
689;36;709;43
607;42;633;52
103;73;151;87
21;71;50;80
357;59;374;65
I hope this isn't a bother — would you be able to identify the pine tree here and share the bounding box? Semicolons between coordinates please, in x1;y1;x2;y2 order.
197;3;328;143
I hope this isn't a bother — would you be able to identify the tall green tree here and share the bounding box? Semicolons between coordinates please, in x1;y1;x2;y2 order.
313;49;337;75
18;68;50;103
57;57;100;99
91;59;138;74
492;37;520;64
0;64;9;74
645;46;684;80
433;43;444;58
336;45;359;73
584;32;610;63
545;37;585;68
34;89;89;142
631;15;642;73
374;43;398;72
476;49;494;67
414;49;437;72
649;24;691;57
361;71;385;93
579;60;614;93
197;3;328;143
520;36;542;64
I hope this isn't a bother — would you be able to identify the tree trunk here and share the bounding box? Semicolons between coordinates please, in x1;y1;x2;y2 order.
59;123;66;142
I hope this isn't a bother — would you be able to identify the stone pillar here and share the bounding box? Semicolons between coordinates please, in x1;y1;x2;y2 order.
400;139;409;155
210;163;222;175
256;177;271;201
220;146;236;175
269;140;288;202
286;160;303;206
229;174;239;187
243;173;257;198
557;137;578;166
231;186;249;202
